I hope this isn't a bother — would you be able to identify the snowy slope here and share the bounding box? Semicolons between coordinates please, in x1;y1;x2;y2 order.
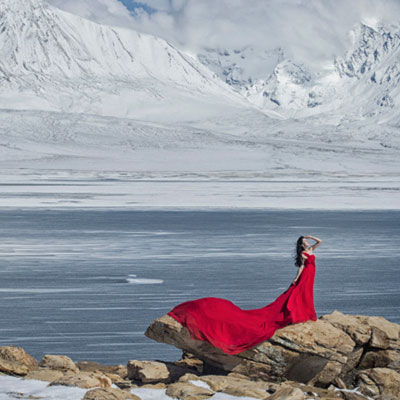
0;0;248;122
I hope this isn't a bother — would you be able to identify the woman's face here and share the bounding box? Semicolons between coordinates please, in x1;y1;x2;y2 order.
302;238;309;248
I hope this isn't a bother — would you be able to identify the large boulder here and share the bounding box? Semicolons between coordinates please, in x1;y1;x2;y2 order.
0;346;38;376
145;310;400;391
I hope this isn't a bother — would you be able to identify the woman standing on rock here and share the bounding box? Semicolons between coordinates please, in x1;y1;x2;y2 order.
167;235;322;355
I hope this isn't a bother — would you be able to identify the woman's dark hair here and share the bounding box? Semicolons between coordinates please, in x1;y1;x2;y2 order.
294;236;305;267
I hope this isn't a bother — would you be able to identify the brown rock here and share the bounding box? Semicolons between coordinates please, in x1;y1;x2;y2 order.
357;367;400;398
76;361;128;379
0;346;38;376
178;373;202;383
165;360;201;382
127;360;169;383
175;353;203;374
359;349;400;370
226;371;252;379
104;373;127;383
166;382;214;399
220;378;275;399
39;354;79;373
333;377;347;389
321;311;372;346
278;381;342;399
145;314;355;384
50;371;112;389
340;392;370;400
181;374;277;398
140;382;166;389
24;367;64;382
83;388;141;400
267;386;305;400
114;380;134;390
307;361;343;387
146;311;400;394
361;316;400;349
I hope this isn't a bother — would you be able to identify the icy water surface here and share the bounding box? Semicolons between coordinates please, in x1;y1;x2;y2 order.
0;209;399;364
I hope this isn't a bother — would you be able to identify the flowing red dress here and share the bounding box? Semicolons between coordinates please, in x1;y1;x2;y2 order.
167;251;317;355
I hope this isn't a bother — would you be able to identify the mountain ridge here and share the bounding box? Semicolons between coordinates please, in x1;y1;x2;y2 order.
196;22;400;123
0;0;250;122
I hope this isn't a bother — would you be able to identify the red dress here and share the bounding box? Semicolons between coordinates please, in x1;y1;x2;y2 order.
167;251;317;354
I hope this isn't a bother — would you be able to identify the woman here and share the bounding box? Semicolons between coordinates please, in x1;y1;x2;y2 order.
167;235;322;355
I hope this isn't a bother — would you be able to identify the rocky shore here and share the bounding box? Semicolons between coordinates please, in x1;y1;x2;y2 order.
1;310;399;400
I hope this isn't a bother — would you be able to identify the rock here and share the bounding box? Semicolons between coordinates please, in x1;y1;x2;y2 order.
164;360;202;382
141;382;166;389
76;361;128;379
361;316;400;349
178;373;202;383
359;349;400;370
24;367;64;382
340;393;370;400
321;311;372;346
104;373;127;383
127;360;169;383
145;313;355;385
357;367;400;398
0;346;38;376
146;311;400;396
180;373;277;398
332;377;347;389
83;388;141;400
175;352;203;373
219;378;275;399
276;381;341;399
166;382;214;399
39;354;79;373
226;372;252;380
267;386;305;400
50;371;112;389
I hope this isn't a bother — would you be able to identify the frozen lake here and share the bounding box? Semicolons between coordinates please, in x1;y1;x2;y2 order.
0;209;399;365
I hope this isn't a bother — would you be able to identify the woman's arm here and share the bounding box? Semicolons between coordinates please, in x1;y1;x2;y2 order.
292;264;304;284
305;235;322;251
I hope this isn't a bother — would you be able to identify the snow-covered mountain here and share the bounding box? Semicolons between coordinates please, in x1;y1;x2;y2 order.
0;0;398;210
197;23;400;123
1;0;399;125
0;0;248;122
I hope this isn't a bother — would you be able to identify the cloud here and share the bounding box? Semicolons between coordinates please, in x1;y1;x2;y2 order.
48;0;135;28
126;0;400;70
48;0;400;71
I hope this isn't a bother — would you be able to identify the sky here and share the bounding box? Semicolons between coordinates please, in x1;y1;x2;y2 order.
48;0;400;70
